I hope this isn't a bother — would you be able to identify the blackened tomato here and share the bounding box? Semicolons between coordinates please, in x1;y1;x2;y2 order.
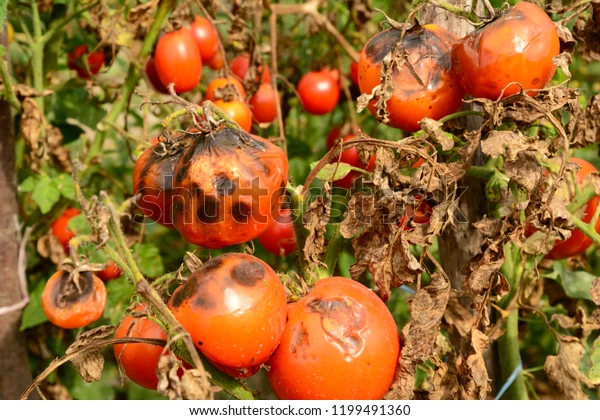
257;208;297;256
154;28;202;94
297;70;340;115
190;16;220;63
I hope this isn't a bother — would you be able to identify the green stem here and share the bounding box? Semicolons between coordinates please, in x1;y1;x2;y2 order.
41;0;100;44
572;215;600;246
323;225;343;276
567;184;596;213
429;0;481;24
29;0;45;117
287;183;310;282
0;50;20;109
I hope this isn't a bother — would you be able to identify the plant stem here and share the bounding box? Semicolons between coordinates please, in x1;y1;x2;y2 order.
0;51;20;109
287;183;310;281
323;224;343;276
572;215;600;246
567;184;596;213
29;0;45;118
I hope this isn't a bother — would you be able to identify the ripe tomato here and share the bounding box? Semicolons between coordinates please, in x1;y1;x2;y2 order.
326;131;376;189
97;261;122;282
50;208;81;252
145;56;170;94
190;16;220;63
249;83;279;124
547;157;600;259
205;77;246;101
230;53;270;83
399;194;433;230
168;253;287;371
171;128;288;248
257;208;297;256
206;49;224;70
451;2;560;100
133;140;186;228
267;277;400;400
42;271;107;329
154;28;202;94
358;24;464;132
68;45;104;79
114;305;167;390
297;70;340;115
213;99;253;132
207;359;260;378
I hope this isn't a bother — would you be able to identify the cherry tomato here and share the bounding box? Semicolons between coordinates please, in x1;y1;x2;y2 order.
213;99;253;132
399;194;433;230
451;2;560;100
145;56;170;94
97;261;122;282
249;83;279;124
267;277;400;400
190;16;220;63
230;53;270;83
50;208;81;252
206;49;225;70
168;253;287;371
358;24;464;132
257;208;297;256
172;128;288;248
114;304;167;390
42;271;107;329
205;77;246;101
154;28;202;94
297;70;340;115
326;131;376;189
67;45;104;79
547;157;600;259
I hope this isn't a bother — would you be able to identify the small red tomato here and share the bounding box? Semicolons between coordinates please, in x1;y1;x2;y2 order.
68;45;104;78
398;194;433;230
451;2;560;100
97;261;122;282
249;83;279;124
114;304;168;390
213;99;253;132
230;53;270;83
190;16;220;63
206;49;225;70
258;208;297;256
327;131;375;189
154;28;202;94
145;56;170;94
205;77;246;101
297;70;340;115
267;277;400;400
50;208;81;252
168;253;287;371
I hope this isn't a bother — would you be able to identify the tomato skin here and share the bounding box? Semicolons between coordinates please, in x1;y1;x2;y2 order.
213;99;253;132
267;277;399;400
168;253;287;370
145;57;170;94
451;2;560;100
42;271;107;329
208;359;261;379
97;261;122;282
230;53;270;83
114;305;167;390
297;70;340;115
190;16;220;63
206;49;225;70
205;77;246;101
68;45;104;78
249;83;279;124
547;158;600;259
358;24;464;132
154;28;202;94
257;208;297;256
50;208;81;252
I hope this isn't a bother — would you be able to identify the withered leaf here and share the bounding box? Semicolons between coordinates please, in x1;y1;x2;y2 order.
481;130;547;162
157;355;214;400
419;118;454;151
13;84;54;98
39;382;72;400
571;93;600;148
473;217;502;238
555;21;576;55
544;337;593;400
65;326;115;382
456;330;491;400
553;52;572;80
504;151;545;194
505;86;579;124
303;195;329;265
443;291;477;337
20;98;44;165
551;307;600;334
540;195;574;241
573;1;600;62
591;278;600;305
462;239;507;295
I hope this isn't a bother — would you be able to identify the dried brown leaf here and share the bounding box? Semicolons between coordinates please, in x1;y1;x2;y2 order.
303;195;329;265
592;278;600;305
504;151;545;194
443;291;477;337
574;1;600;62
505;86;578;124
481;130;548;162
462;239;507;295
20;98;44;168
65;326;115;382
13;84;53;98
544;337;593;399
571;93;600;148
456;330;491;400
419;118;454;151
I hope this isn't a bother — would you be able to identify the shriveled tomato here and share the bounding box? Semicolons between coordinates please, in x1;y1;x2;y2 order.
168;253;287;371
206;49;225;70
42;271;107;329
451;2;560;100
97;261;122;282
267;277;399;400
114;304;167;390
205;77;246;101
213;99;253;132
257;208;297;256
327;131;375;189
249;83;279;124
50;208;81;252
190;16;220;63
547;157;600;259
154;28;202;94
133;139;186;228
297;70;340;115
172;128;288;248
359;24;464;132
145;56;170;94
68;45;104;78
230;53;270;83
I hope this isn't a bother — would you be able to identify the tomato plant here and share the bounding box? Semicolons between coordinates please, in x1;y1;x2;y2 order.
297;70;340;115
154;28;202;94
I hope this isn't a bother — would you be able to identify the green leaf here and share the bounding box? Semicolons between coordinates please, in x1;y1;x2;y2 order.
67;214;92;236
136;243;165;278
103;276;134;325
55;173;75;200
19;176;36;193
545;262;596;300
52;85;107;129
20;281;48;331
0;1;7;31
32;174;61;214
591;337;600;385
309;162;356;182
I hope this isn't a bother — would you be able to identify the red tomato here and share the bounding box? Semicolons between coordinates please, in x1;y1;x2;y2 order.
50;208;81;252
249;83;279;124
399;195;433;230
154;28;202;94
206;49;225;70
205;77;246;101
230;53;270;83
213;99;253;132
97;261;122;282
297;70;340;115
67;45;104;78
114;304;168;390
208;359;261;379
451;2;560;100
326;131;375;189
168;253;287;371
267;277;400;400
257;208;297;256
358;24;464;132
190;16;220;63
547;158;600;259
145;56;170;94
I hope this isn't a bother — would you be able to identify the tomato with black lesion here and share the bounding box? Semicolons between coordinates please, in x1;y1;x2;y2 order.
42;271;107;329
